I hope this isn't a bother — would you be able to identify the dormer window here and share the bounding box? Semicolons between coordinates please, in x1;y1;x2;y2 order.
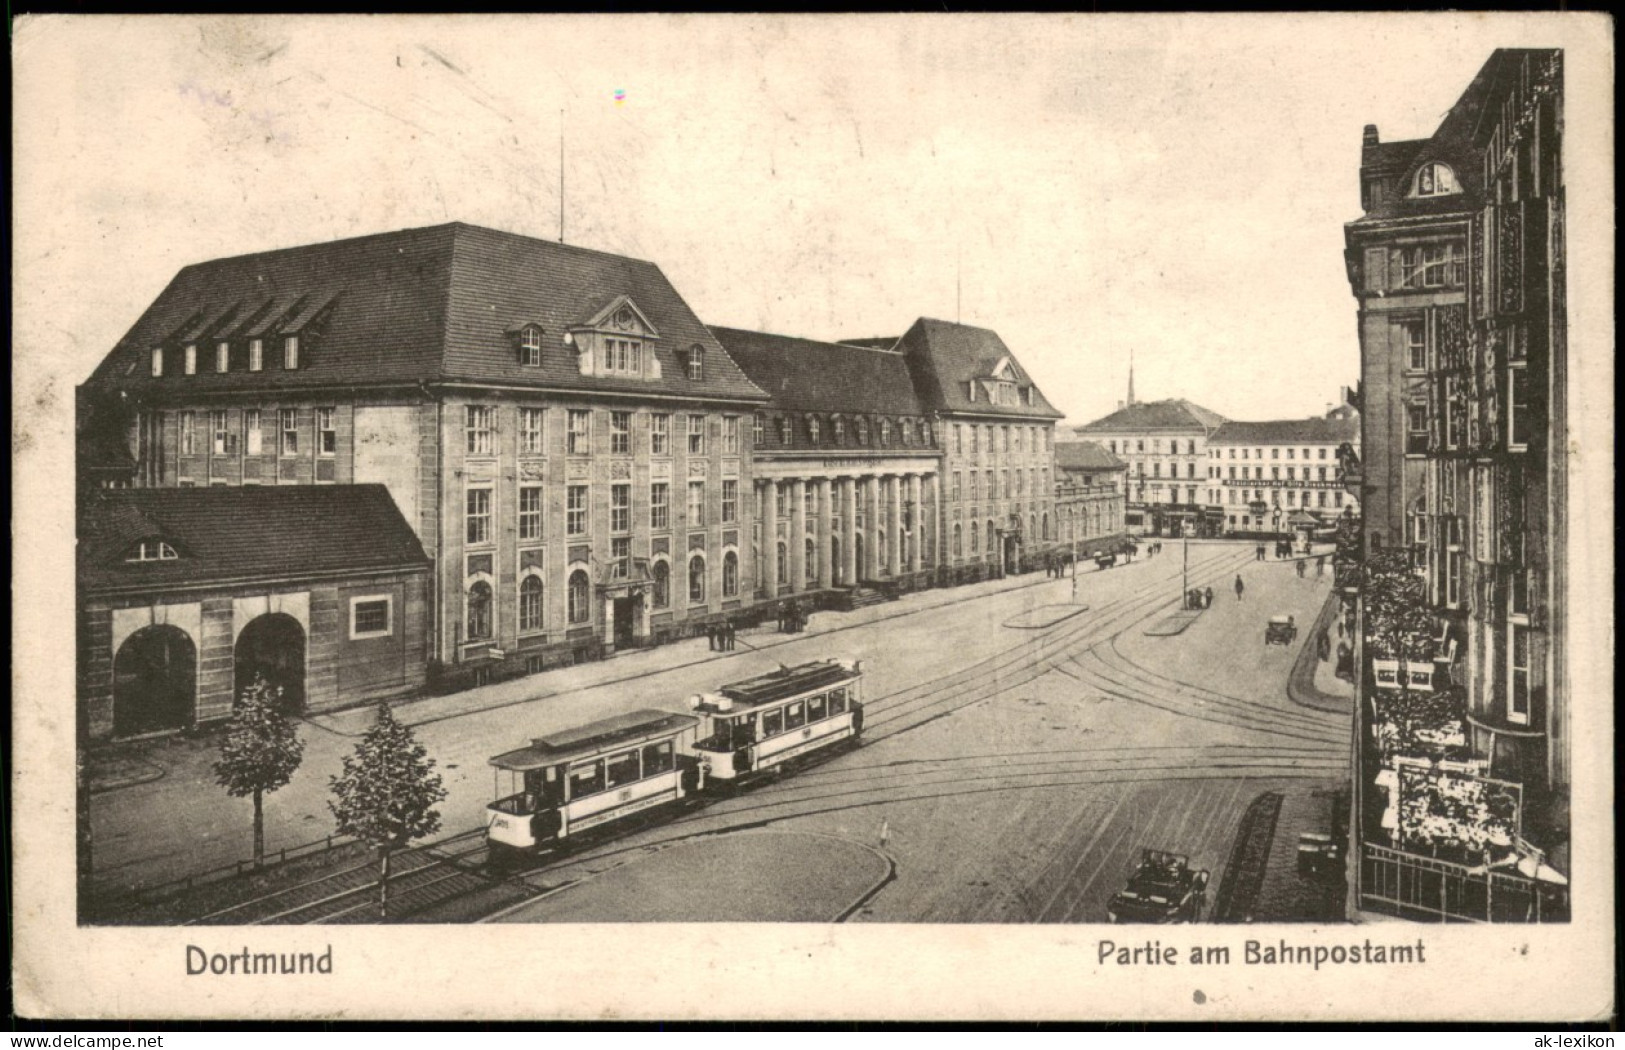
856;418;869;444
1413;162;1459;198
514;325;544;367
833;417;846;444
779;417;792;444
283;335;300;370
603;338;642;375
879;420;891;446
150;347;164;377
685;344;704;381
808;417;821;443
127;539;179;563
249;339;263;372
184;344;198;376
216;341;230;373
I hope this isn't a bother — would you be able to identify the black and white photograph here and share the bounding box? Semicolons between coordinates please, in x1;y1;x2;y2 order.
12;12;1614;1022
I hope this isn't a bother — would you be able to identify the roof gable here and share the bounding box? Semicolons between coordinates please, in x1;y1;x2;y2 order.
1074;399;1228;434
895;317;1063;420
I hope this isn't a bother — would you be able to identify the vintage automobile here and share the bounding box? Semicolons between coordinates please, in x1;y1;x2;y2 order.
1265;615;1298;646
1106;849;1210;923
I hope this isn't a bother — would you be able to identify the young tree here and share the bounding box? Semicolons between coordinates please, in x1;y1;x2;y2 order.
327;702;447;918
213;674;305;868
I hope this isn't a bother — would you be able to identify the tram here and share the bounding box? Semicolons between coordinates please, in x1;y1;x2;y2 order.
485;658;865;859
688;658;865;783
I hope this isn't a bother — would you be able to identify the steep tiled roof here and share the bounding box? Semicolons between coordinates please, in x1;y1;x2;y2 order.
1208;416;1360;446
1055;440;1126;472
79;484;429;595
1073;398;1227;434
709;327;925;417
1350;52;1534;227
893;318;1063;420
85;223;768;404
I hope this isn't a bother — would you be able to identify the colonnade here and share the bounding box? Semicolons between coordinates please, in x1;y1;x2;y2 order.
757;472;936;595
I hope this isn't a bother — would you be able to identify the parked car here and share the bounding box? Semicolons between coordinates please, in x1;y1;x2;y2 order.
1265;615;1298;646
1106;849;1210;923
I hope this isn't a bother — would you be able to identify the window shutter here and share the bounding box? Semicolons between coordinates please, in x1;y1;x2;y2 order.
1364;247;1387;292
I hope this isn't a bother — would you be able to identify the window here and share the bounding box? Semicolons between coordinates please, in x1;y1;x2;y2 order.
722;479;738;524
1406;404;1429;455
775;485;789;520
611;536;631;572
723;551;739;598
650;483;670;530
969;427;978;454
602;338;642;375
776;542;788;585
685;345;704;381
351;596;393;639
969;520;980;553
567;485;588;536
785;701;806;731
568;570;591;623
952;472;962;501
687;481;705;527
127;539;178;562
1402;320;1428;370
245;409;262;455
466;488;492;545
723;416;739;454
880;420;891;446
606;749;641;790
652;560;670;607
216;341;230;373
969;472;980;501
688;415;706;456
211;410;231;455
604;411;630;456
519;486;544;542
150;347;164;377
762;707;784;738
567;410;591;454
1443;376;1461;449
651;413;670;455
753;414;765;448
520;407;545;454
317;408;336;456
808;417;821;444
923;421;933;446
833;417;846;444
1395;243;1466;290
246;338;263;373
466;581;493;641
1002;426;1011;452
1508;622;1531;725
1508;366;1530;449
184;344;198;375
465;405;494;455
519;326;543;366
1413;162;1458;197
569;759;604;798
278;408;298;456
176;411;196;455
608;484;630;533
688;555;706;603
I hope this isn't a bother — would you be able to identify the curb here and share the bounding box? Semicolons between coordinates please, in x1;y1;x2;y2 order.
1002;604;1091;630
1287;589;1352;714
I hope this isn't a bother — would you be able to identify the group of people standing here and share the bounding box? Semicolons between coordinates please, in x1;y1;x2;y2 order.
1184;586;1215;610
777;600;808;634
706;620;739;651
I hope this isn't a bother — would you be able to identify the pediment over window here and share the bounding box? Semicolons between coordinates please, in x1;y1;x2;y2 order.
581;295;661;340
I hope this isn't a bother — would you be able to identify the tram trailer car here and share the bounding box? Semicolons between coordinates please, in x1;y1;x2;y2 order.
687;658;865;783
485;659;865;859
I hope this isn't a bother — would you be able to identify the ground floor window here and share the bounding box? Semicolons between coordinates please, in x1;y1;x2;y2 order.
653;560;670;607
466;581;493;641
519;575;544;632
568;570;591;623
723;551;739;597
689;555;706;603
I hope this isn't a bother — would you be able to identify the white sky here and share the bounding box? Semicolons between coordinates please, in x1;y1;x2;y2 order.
9;14;1582;426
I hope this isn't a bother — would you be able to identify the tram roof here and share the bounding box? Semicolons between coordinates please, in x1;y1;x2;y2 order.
490;708;698;771
718;660;859;710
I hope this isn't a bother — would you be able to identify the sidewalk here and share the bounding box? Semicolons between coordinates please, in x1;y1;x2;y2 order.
1286;590;1355;713
1251;784;1348;922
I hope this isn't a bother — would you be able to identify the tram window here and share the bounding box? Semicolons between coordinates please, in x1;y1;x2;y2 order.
762;708;784;737
642;741;674;776
829;688;847;715
606;750;642;789
785;701;806;730
808;694;828;722
570;760;605;798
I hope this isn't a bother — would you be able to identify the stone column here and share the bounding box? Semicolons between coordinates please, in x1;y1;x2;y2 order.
817;477;833;588
909;474;923;573
841;477;858;587
762;479;779;597
790;477;807;593
897;474;910;575
864;475;881;580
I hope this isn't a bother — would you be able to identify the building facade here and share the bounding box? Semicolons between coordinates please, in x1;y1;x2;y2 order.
1053;440;1128;552
1204;414;1360;536
78;223;772;698
890;319;1064;578
1343;49;1567;920
77;486;430;739
1072;398;1227;537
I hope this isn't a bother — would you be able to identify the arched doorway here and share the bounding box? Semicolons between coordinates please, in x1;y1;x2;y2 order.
235;613;306;715
113;625;196;737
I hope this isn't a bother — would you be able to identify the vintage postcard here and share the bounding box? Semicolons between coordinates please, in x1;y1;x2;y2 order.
12;12;1615;1022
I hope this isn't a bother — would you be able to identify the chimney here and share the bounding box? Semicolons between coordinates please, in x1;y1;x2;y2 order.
1361;124;1380;162
1117;400;1125;410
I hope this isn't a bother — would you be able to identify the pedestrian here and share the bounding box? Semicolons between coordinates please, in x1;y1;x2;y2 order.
1235;574;1245;602
1316;556;1326;577
1317;629;1331;662
878;818;891;849
1256;544;1264;562
707;624;717;651
1297;559;1307;579
1204;586;1214;609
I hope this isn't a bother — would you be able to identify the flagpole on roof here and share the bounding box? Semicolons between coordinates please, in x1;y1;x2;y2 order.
559;108;566;244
